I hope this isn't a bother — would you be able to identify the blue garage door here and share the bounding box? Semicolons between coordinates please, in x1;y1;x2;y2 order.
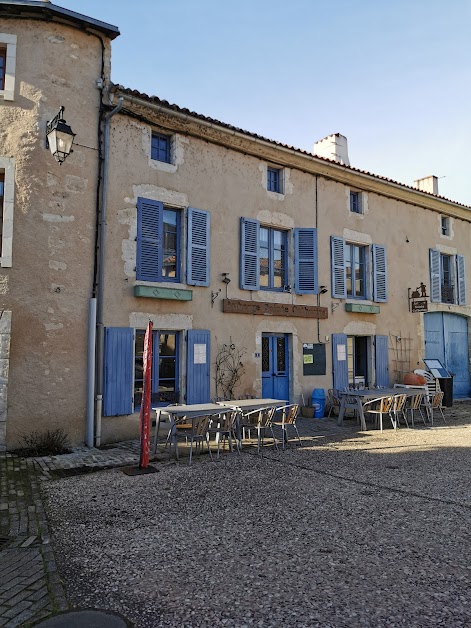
424;312;470;398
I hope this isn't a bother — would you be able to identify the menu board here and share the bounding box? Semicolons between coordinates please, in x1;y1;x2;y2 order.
423;359;450;378
302;343;326;376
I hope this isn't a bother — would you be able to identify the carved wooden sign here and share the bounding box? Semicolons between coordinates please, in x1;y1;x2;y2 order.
223;299;328;319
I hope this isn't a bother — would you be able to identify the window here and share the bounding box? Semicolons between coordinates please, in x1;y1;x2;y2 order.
260;226;287;290
350;191;362;214
345;243;366;298
331;237;387;302
240;218;318;293
136;198;210;286
0;173;3;254
347;336;368;386
267;167;282;193
441;216;450;236
0;157;14;267
151;132;171;163
0;34;16;101
134;330;179;408
430;249;466;305
0;48;5;91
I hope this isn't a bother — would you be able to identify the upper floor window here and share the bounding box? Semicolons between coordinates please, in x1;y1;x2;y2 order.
331;236;387;302
260;226;287;291
0;48;5;91
430;248;466;305
0;34;17;101
267;167;282;193
0;173;4;253
240;218;318;294
441;216;450;236
350;191;362;214
151;133;171;164
345;243;366;298
136;198;210;286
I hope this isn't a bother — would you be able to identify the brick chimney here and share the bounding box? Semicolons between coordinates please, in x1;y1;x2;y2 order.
414;175;439;195
313;133;350;166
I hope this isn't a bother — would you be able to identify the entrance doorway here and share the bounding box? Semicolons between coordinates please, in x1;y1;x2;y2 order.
424;312;470;398
262;334;289;400
347;336;369;387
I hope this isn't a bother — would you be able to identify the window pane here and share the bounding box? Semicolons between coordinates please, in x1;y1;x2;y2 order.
160;333;175;356
276;337;286;372
260;227;269;287
262;337;270;372
0;50;5;91
346;245;352;296
273;230;285;289
163;209;178;278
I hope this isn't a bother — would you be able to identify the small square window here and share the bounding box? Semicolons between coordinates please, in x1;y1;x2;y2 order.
441;216;450;236
151;133;171;164
350;191;362;214
267;167;282;193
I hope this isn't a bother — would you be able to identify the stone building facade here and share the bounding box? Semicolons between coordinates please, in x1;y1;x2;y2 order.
0;1;470;449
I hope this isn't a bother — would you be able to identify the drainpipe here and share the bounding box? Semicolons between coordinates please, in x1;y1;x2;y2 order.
94;96;124;447
86;297;96;447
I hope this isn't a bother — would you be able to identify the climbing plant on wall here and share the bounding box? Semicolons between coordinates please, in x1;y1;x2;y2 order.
214;337;246;400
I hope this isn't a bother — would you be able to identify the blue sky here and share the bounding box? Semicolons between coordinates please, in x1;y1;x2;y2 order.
61;0;471;206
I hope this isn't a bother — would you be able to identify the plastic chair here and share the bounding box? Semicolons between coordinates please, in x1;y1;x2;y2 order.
272;404;301;450
362;396;395;431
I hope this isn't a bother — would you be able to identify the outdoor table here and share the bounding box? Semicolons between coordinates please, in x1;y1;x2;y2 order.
337;388;426;431
152;403;229;457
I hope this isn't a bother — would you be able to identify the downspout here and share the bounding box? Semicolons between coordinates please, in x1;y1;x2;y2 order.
94;96;124;447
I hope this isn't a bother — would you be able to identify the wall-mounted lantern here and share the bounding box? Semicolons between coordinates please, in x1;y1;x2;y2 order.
46;106;75;164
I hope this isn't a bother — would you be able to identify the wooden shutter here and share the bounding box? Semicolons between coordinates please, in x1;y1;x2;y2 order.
186;330;210;404
187;208;210;286
456;254;466;305
372;244;388;302
332;333;348;391
374;335;389;388
103;327;134;416
294;228;318;294
331;236;346;298
240;217;260;290
136;197;163;282
429;249;441;302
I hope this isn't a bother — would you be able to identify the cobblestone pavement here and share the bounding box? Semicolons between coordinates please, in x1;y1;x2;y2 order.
1;400;470;626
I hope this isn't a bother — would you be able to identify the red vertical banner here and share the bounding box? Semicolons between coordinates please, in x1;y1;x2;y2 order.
139;320;153;468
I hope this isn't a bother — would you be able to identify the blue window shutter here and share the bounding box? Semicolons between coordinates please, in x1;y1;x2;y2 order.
429;249;441;302
294;228;318;294
187;208;210;286
332;334;348;391
373;244;388;302
240;217;260;290
137;197;163;281
456;254;466;305
103;327;134;416
331;236;346;298
374;335;389;387
186;330;210;404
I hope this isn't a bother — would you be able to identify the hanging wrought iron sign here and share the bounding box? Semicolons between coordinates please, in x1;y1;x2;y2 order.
408;282;428;313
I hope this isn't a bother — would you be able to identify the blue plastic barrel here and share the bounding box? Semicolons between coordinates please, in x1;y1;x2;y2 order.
311;388;326;418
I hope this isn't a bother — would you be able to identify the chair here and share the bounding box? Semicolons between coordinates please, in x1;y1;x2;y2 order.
186;415;213;466
241;407;277;454
362;396;395;431
406;393;426;427
423;391;446;426
391;394;408;427
208;410;240;460
327;389;341;418
272;404;301;450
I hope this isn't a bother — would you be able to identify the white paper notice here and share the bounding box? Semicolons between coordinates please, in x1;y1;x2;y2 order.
337;344;346;361
194;344;207;364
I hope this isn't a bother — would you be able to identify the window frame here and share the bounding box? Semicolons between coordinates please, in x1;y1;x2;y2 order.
267;166;283;194
350;191;362;214
151;132;172;164
134;329;180;410
0;33;17;101
259;225;288;292
0;47;6;91
345;242;367;299
440;253;455;304
441;216;450;237
161;207;181;283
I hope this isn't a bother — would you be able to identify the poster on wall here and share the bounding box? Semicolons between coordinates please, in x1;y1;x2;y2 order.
194;343;207;364
302;343;326;376
337;344;346;361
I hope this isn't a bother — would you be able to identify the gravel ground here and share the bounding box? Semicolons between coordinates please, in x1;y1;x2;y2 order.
43;421;471;627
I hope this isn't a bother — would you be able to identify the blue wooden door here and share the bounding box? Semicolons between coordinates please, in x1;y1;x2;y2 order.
425;312;470;398
186;330;210;404
262;334;289;401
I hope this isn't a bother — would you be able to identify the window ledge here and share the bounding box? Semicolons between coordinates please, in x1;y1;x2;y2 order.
134;280;186;290
149;159;177;173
